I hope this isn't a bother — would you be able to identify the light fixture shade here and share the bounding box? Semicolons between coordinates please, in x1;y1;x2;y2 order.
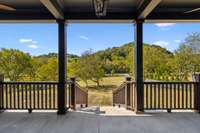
93;0;108;17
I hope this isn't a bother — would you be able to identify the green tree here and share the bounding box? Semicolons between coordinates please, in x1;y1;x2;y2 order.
174;45;193;81
143;45;173;80
72;51;104;87
88;56;104;87
0;48;32;81
37;58;58;81
184;33;200;73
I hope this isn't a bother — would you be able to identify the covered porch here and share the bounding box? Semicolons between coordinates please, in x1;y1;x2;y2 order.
0;111;200;133
0;0;200;115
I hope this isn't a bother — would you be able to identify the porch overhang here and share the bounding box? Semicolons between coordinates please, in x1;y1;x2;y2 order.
0;0;200;23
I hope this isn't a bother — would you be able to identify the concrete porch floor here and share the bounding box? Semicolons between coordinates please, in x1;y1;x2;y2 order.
0;107;200;133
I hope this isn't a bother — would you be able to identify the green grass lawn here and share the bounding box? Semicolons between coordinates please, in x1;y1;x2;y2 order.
77;76;126;106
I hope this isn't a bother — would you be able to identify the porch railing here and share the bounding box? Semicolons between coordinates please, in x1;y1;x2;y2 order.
0;75;73;112
69;77;88;110
113;82;126;107
113;77;135;110
113;77;200;113
0;82;59;111
144;81;199;111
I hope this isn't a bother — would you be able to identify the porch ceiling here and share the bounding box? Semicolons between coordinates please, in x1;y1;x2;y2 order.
0;0;200;22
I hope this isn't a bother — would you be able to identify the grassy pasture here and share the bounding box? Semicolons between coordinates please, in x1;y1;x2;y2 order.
77;76;125;106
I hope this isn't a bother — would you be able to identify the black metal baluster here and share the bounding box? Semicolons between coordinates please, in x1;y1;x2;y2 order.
25;84;28;109
186;83;188;109
9;84;12;109
190;83;192;109
37;84;40;109
49;84;52;109
45;84;48;109
158;83;160;109
53;84;56;109
174;83;177;109
165;83;169;109
182;83;184;109
29;84;32;109
33;84;36;109
154;83;156;109
177;83;180;109
13;84;16;109
170;83;172;109
150;83;152;109
162;83;164;109
17;84;20;109
5;84;8;109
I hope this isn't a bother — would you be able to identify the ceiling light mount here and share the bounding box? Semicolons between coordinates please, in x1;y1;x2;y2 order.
93;0;108;17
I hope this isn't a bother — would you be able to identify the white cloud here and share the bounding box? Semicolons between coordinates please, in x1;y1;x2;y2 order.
19;38;39;49
80;35;89;40
155;23;175;27
174;40;181;43
153;41;169;47
28;44;38;49
19;39;33;43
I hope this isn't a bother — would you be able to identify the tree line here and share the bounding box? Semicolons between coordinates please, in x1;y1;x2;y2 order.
0;33;200;85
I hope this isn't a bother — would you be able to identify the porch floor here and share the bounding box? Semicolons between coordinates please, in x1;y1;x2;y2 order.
0;107;200;133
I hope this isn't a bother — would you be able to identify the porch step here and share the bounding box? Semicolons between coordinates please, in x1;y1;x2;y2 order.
75;106;136;116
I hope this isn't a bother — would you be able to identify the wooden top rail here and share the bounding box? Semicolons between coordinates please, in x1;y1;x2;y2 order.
75;83;88;93
1;81;59;84
125;81;135;84
113;82;126;93
0;80;73;84
144;81;198;84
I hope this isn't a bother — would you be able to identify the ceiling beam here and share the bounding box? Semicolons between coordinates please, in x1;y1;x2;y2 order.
40;0;64;19
138;0;162;19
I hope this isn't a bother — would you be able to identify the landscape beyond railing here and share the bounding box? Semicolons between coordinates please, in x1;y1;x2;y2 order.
113;77;200;113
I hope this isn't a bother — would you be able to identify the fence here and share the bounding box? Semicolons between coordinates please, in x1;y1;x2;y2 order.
0;82;59;112
113;77;200;113
113;82;126;107
113;77;135;109
143;82;200;112
69;77;88;110
0;75;73;112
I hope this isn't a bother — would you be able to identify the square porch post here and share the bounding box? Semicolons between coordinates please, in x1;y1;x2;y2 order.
134;20;144;113
57;19;67;114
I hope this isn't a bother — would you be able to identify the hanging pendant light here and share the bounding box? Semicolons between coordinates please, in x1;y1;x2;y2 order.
93;0;108;17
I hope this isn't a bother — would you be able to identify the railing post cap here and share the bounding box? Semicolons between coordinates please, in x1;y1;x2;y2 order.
70;77;76;80
125;76;131;81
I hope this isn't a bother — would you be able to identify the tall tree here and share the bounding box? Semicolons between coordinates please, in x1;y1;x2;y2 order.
0;48;32;81
37;58;58;81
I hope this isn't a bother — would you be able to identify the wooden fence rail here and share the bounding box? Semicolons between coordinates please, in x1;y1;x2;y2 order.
113;77;135;109
70;77;88;110
0;82;59;111
143;82;200;112
113;82;126;107
0;77;73;112
113;77;200;113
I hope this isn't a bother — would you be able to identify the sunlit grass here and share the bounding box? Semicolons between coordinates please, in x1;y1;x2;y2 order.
77;76;125;106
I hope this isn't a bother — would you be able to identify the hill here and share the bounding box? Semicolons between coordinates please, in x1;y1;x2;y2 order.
86;42;173;74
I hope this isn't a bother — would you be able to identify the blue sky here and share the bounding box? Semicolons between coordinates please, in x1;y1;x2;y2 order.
0;23;200;56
